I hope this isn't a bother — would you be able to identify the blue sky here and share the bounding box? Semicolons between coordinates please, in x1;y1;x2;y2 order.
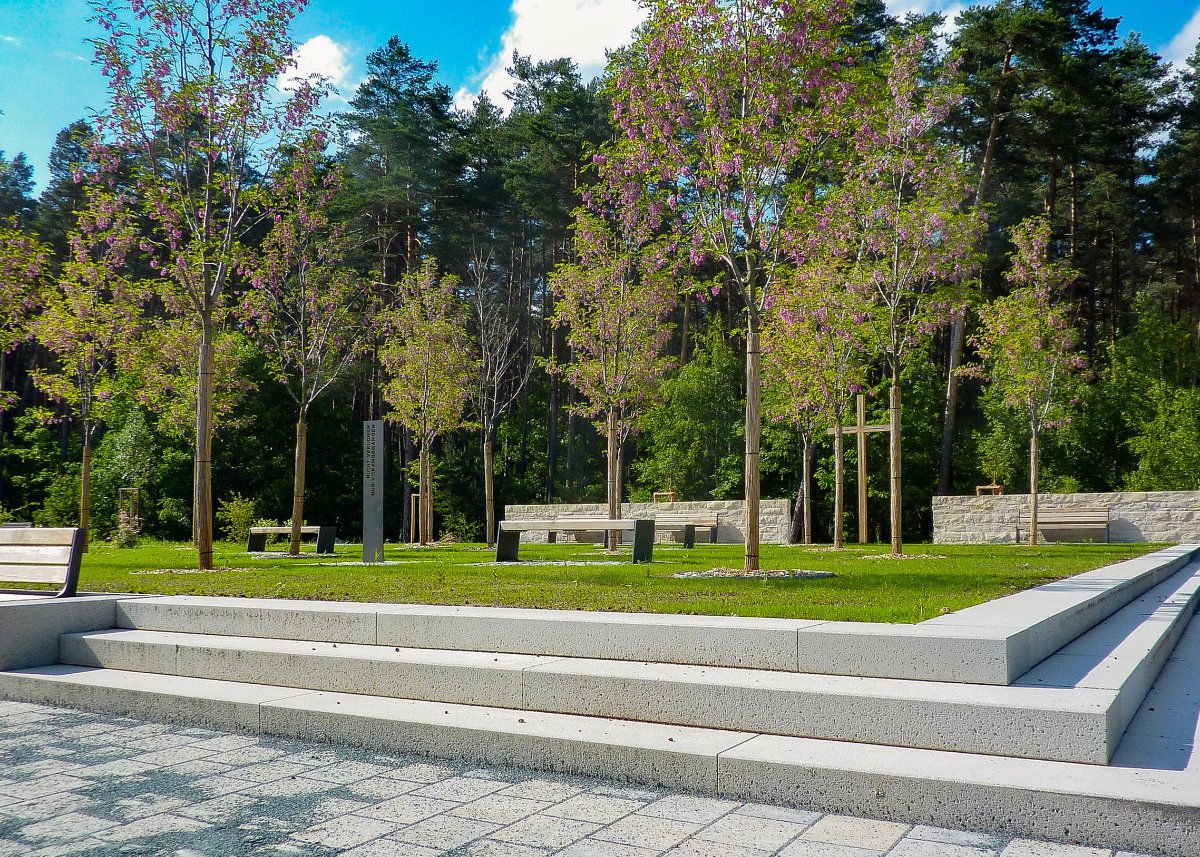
1;0;1199;192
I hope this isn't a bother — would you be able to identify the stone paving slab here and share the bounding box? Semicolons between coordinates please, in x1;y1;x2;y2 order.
0;702;1163;857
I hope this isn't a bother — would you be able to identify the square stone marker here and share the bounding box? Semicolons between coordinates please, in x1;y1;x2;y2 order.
696;811;809;850
639;794;742;824
888;840;1002;857
413;775;509;802
800;814;910;851
292;813;403;849
390;814;501;849
1000;842;1112;857
543;793;646;823
593;814;703;850
450;794;553;825
358;794;460;824
492;814;602;849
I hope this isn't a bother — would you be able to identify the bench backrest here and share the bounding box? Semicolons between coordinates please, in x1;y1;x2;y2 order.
0;527;83;598
1018;508;1109;525
656;516;719;527
501;518;639;531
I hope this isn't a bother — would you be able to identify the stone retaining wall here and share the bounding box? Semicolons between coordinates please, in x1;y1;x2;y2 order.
932;491;1200;544
503;499;793;545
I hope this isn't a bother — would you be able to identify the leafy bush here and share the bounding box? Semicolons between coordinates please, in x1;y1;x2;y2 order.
0;504;11;525
157;497;191;540
34;469;80;528
440;509;482;542
113;509;140;548
216;493;257;544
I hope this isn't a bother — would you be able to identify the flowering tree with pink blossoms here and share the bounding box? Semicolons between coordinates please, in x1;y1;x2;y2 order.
966;217;1085;546
89;0;327;568
764;272;872;548
551;209;678;543
809;34;983;555
0;220;48;413
241;142;369;556
380;261;476;546
607;0;858;573
31;188;145;549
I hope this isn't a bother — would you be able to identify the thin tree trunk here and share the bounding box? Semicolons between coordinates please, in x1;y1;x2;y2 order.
1029;421;1040;547
937;315;966;496
803;436;815;545
80;433;92;552
606;408;620;550
288;414;308;556
421;444;433;545
744;315;762;573
833;424;844;549
483;432;496;547
889;385;903;556
195;317;215;570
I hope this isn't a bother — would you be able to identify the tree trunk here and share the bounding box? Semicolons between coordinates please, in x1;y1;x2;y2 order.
483;432;496;547
80;433;92;552
937;313;966;496
606;408;620;550
744;315;762;573
545;329;560;503
803;436;815;545
420;444;434;545
889;385;903;556
1029;420;1040;547
195;317;215;570
833;424;844;549
288;415;308;556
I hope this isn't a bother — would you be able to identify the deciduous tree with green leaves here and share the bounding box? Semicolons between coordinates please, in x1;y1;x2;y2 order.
551;209;677;543
0;220;48;413
380;261;476;545
965;216;1085;546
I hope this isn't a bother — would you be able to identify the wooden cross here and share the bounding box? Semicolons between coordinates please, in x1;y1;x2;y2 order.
827;394;890;543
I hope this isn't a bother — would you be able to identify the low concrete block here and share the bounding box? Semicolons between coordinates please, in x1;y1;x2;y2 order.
0;595;127;671
116;596;390;644
259;691;745;791
376;605;807;671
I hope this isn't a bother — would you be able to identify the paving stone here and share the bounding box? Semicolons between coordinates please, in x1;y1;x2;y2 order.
292;813;403;849
559;840;660;856
343;841;442;857
461;841;552;857
109;791;190;820
594;814;703;850
695;811;808;850
303;761;395;784
130;745;216;766
492;814;602;849
889;840;1002;857
800;815;910;851
96;811;210;842
497;778;587;803
909;827;1009;849
309;796;375;820
0;774;89;799
347;776;423;801
450;794;554;825
1000;842;1112;857
177;792;262;822
229;760;319;783
358;794;461;824
162;758;237;777
0;791;95;821
390;813;501;849
665;840;771;857
16;811;117;842
640;794;741;824
412;775;510;802
383;762;459;783
22;838;112;857
543;793;646;823
778;842;883;857
208;746;287;766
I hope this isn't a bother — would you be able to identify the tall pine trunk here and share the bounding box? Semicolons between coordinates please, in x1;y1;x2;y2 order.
744;313;762;573
889;385;903;556
195;317;215;570
833;424;844;549
1029;419;1040;547
80;433;92;552
802;436;814;545
606;408;620;550
288;413;308;556
483;432;497;547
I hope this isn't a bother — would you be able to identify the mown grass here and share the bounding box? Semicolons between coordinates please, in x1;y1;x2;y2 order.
67;539;1160;623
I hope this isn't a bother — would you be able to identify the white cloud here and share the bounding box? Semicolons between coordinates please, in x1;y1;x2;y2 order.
280;35;356;100
1162;5;1200;70
0;34;22;46
454;0;647;111
884;0;966;38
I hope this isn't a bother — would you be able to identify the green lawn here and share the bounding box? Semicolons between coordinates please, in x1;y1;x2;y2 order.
68;539;1159;623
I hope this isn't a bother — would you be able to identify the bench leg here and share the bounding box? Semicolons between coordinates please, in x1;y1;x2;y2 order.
709;526;718;544
632;519;655;564
682;525;696;549
547;531;557;544
316;526;336;555
496;529;521;562
247;533;267;552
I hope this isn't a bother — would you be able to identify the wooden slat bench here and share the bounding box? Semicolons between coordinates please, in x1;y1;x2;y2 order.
497;518;655;563
1017;508;1110;543
247;525;336;554
654;514;720;548
0;527;84;600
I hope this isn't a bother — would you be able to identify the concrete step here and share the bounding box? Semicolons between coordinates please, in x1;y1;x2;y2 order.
0;664;1195;856
57;557;1200;764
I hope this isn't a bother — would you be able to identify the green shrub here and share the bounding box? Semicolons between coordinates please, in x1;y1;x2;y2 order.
0;504;11;525
216;493;257;544
440;509;482;542
157;497;191;540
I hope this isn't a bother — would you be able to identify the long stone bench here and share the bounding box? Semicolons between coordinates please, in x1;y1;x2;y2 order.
247;525;336;554
1017;508;1110;543
496;518;654;563
654;513;719;547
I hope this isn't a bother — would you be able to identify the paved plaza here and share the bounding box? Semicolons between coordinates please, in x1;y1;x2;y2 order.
0;700;1158;857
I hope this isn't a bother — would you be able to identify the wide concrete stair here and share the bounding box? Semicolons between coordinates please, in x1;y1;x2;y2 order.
2;544;1199;854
